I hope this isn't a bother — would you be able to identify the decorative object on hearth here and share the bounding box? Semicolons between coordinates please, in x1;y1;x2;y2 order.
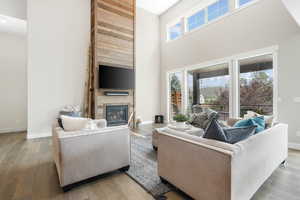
155;115;164;124
135;117;142;128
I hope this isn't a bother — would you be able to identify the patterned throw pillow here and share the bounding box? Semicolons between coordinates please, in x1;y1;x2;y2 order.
189;108;219;129
189;112;209;129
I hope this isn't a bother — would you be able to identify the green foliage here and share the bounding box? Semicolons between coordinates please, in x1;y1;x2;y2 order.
171;74;181;92
173;114;189;122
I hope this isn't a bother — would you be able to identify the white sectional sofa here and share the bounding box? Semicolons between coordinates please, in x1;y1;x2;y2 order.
156;122;288;200
52;122;130;191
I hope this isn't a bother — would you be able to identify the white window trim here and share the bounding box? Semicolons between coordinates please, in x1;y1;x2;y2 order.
166;0;262;43
235;0;260;10
166;46;279;120
166;70;186;122
166;17;185;42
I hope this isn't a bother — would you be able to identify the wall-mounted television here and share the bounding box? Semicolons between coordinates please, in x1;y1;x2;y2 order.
99;65;135;90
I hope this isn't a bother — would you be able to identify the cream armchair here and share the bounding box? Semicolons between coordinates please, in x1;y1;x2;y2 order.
52;121;130;191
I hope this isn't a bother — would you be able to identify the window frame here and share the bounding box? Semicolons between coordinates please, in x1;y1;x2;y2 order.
166;18;184;42
185;8;207;32
166;46;278;121
207;0;230;23
235;0;259;9
166;0;262;42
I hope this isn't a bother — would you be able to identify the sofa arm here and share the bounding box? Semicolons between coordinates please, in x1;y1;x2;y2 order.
231;123;288;200
158;132;232;200
94;119;107;128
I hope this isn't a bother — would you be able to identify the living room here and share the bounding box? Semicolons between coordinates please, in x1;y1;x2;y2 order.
0;0;300;199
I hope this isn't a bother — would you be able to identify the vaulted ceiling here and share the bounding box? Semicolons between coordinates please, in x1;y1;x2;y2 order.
136;0;180;15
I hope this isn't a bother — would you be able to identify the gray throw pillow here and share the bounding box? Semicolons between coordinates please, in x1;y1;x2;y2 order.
189;112;209;129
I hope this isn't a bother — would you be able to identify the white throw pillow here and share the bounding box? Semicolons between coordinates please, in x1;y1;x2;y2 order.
243;111;274;127
61;115;91;132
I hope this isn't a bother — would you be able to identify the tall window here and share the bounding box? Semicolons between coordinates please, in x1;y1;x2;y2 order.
208;0;229;22
238;0;253;7
238;54;273;116
188;63;230;120
187;9;205;31
168;22;182;41
169;72;183;120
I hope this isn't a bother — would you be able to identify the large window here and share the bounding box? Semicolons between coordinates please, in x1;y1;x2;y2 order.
188;63;230;120
238;0;254;7
168;72;184;121
208;0;229;22
168;21;182;41
238;54;273;116
187;9;205;31
167;49;277;122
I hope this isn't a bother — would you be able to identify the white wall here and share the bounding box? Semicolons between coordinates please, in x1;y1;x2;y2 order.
27;0;90;138
0;32;27;133
282;0;300;26
136;7;161;122
159;0;300;146
278;34;300;146
0;0;26;19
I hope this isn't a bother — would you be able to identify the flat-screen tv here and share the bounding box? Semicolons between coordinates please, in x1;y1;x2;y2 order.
99;65;135;90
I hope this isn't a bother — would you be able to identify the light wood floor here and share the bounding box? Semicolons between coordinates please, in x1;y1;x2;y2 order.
0;126;300;200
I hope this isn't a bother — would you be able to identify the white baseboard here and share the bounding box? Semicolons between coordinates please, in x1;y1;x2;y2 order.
27;132;52;139
140;121;154;125
0;127;26;134
289;143;300;150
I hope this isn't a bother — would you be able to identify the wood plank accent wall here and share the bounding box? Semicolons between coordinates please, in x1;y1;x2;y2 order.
91;0;135;119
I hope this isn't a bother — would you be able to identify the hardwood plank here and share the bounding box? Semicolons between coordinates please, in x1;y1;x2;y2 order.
97;28;133;42
97;8;133;31
0;130;300;200
97;1;134;19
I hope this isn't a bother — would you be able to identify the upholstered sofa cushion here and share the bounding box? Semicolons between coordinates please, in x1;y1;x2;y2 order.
61;115;90;132
189;108;219;129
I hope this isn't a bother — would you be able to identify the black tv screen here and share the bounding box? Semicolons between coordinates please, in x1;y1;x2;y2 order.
99;65;135;90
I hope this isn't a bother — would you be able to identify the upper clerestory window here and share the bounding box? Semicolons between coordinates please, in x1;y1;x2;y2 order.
187;9;206;32
207;0;229;22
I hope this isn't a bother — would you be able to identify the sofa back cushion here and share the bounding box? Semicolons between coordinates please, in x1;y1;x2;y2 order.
61;115;90;132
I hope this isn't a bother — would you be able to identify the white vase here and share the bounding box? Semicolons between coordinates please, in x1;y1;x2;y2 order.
176;122;186;128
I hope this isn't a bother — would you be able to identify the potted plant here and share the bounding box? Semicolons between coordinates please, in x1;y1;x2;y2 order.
173;114;189;127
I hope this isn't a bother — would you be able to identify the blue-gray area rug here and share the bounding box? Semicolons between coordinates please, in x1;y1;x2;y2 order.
126;132;192;200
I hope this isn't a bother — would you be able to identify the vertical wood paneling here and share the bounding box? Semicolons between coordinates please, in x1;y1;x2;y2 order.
91;0;135;119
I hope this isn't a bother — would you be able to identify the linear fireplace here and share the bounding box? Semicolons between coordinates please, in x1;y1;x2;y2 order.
106;105;129;126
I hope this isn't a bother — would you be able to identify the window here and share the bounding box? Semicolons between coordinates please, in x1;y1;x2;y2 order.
187;10;205;31
188;63;230;120
167;48;277;121
168;22;182;41
168;72;184;121
238;0;253;7
208;0;229;22
238;54;273;117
